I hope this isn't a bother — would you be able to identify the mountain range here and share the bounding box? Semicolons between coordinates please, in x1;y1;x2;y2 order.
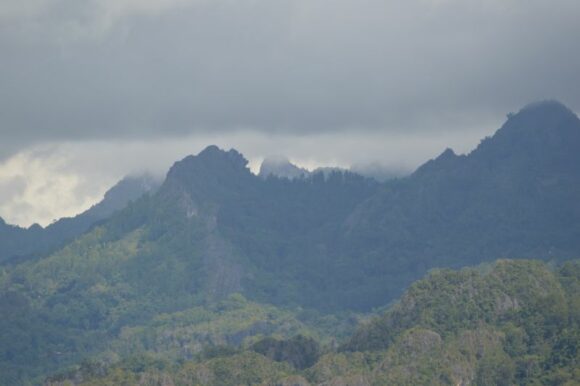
0;100;579;384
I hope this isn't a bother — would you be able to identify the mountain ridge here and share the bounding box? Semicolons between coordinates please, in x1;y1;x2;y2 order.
342;100;580;266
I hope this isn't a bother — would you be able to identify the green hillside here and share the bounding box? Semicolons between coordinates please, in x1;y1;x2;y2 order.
45;260;580;386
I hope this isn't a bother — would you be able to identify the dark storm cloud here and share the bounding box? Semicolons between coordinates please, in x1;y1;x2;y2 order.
1;0;580;155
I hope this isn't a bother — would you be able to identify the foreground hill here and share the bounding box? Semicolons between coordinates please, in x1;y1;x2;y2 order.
45;259;580;386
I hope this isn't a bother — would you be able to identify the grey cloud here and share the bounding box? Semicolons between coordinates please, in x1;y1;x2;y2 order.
1;0;580;155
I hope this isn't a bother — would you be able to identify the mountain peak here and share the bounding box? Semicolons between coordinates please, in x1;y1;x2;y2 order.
197;144;227;158
500;100;579;137
167;146;249;179
468;100;580;167
516;99;575;118
196;145;248;168
413;147;459;176
162;146;253;204
439;147;457;159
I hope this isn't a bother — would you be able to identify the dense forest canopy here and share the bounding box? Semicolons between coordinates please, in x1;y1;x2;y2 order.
44;260;580;386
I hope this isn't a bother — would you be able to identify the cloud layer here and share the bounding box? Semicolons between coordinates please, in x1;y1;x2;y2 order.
1;0;580;225
2;0;580;156
0;127;492;227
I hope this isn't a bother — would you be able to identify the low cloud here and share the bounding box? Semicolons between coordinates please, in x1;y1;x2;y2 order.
0;126;494;227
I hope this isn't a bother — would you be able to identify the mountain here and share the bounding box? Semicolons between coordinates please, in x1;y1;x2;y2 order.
0;148;376;384
338;100;580;304
0;174;160;264
45;259;580;386
1;101;580;384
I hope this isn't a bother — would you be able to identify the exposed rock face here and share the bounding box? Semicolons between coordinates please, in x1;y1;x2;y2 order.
203;233;243;300
495;294;520;314
161;146;254;212
156;147;250;300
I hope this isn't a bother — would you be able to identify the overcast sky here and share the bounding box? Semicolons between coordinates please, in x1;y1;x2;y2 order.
1;0;580;226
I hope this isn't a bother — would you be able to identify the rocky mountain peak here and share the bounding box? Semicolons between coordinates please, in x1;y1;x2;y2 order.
160;146;254;208
415;100;580;177
469;100;580;168
166;146;249;182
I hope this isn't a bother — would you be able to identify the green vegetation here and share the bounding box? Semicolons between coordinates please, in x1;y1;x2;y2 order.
42;260;580;386
1;101;580;384
0;152;370;384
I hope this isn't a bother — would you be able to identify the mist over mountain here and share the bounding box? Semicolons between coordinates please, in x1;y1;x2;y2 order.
0;174;160;264
258;156;403;182
259;156;310;180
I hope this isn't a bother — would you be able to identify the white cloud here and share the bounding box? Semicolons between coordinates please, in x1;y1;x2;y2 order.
0;146;107;226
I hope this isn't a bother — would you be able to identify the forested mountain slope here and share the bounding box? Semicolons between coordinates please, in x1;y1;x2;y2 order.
338;100;580;306
0;150;376;384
